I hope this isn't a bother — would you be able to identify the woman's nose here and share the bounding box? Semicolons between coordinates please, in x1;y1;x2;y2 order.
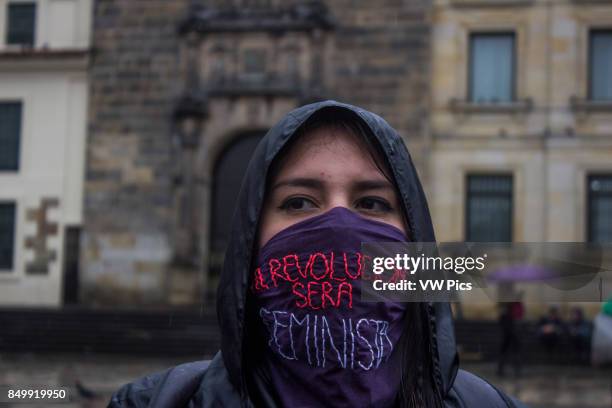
327;195;352;211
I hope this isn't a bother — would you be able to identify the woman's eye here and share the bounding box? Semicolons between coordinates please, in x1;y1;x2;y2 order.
279;197;317;212
356;197;392;213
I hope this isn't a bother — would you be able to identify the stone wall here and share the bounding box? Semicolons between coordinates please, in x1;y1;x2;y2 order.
82;0;191;305
328;0;431;156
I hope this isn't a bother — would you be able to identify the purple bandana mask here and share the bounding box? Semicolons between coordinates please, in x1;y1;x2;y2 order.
249;207;409;407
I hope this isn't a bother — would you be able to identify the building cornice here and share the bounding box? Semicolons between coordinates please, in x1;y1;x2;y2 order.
448;0;534;8
178;2;334;36
0;49;90;72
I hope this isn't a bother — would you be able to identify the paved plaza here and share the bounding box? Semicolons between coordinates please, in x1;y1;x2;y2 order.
462;363;612;408
0;353;610;407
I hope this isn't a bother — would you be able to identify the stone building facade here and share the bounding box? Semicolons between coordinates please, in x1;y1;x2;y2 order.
82;0;612;314
82;0;191;305
81;0;432;306
430;0;612;318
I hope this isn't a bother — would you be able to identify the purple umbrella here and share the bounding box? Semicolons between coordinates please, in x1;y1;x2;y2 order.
487;264;559;283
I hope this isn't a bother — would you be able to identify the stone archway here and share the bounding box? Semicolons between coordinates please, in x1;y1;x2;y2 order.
171;1;334;305
192;99;299;302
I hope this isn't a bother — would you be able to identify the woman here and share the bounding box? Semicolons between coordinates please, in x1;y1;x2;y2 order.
109;101;527;407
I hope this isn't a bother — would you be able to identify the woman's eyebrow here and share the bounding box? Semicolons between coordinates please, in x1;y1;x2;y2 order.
271;177;324;191
352;179;395;192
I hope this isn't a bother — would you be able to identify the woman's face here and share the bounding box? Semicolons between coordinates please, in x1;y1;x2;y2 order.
258;126;407;248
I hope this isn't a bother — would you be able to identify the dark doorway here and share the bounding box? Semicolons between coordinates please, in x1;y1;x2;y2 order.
209;131;265;279
62;226;80;305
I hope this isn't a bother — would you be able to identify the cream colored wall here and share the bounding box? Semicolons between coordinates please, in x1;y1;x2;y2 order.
0;71;88;306
0;0;90;306
432;0;612;137
430;0;612;319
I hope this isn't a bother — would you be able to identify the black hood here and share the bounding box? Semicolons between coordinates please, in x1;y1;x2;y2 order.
216;100;459;403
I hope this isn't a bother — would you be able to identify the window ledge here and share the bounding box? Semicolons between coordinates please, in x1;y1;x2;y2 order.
450;0;534;8
0;274;20;282
449;98;533;114
570;97;612;113
570;0;612;4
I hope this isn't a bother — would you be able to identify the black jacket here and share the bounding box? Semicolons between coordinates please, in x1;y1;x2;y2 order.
109;100;528;408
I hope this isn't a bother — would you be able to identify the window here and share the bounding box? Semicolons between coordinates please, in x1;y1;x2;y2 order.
6;2;36;47
588;175;612;243
469;33;516;103
0;102;22;171
0;202;16;270
589;30;612;101
466;175;513;242
243;48;266;75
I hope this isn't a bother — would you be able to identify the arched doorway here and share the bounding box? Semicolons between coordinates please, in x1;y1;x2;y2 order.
209;131;265;281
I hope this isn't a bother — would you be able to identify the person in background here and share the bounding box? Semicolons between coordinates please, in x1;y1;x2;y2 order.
567;307;592;361
497;302;523;377
537;306;565;355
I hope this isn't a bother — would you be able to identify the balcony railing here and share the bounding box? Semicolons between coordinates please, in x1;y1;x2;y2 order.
570;96;612;113
449;97;534;114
